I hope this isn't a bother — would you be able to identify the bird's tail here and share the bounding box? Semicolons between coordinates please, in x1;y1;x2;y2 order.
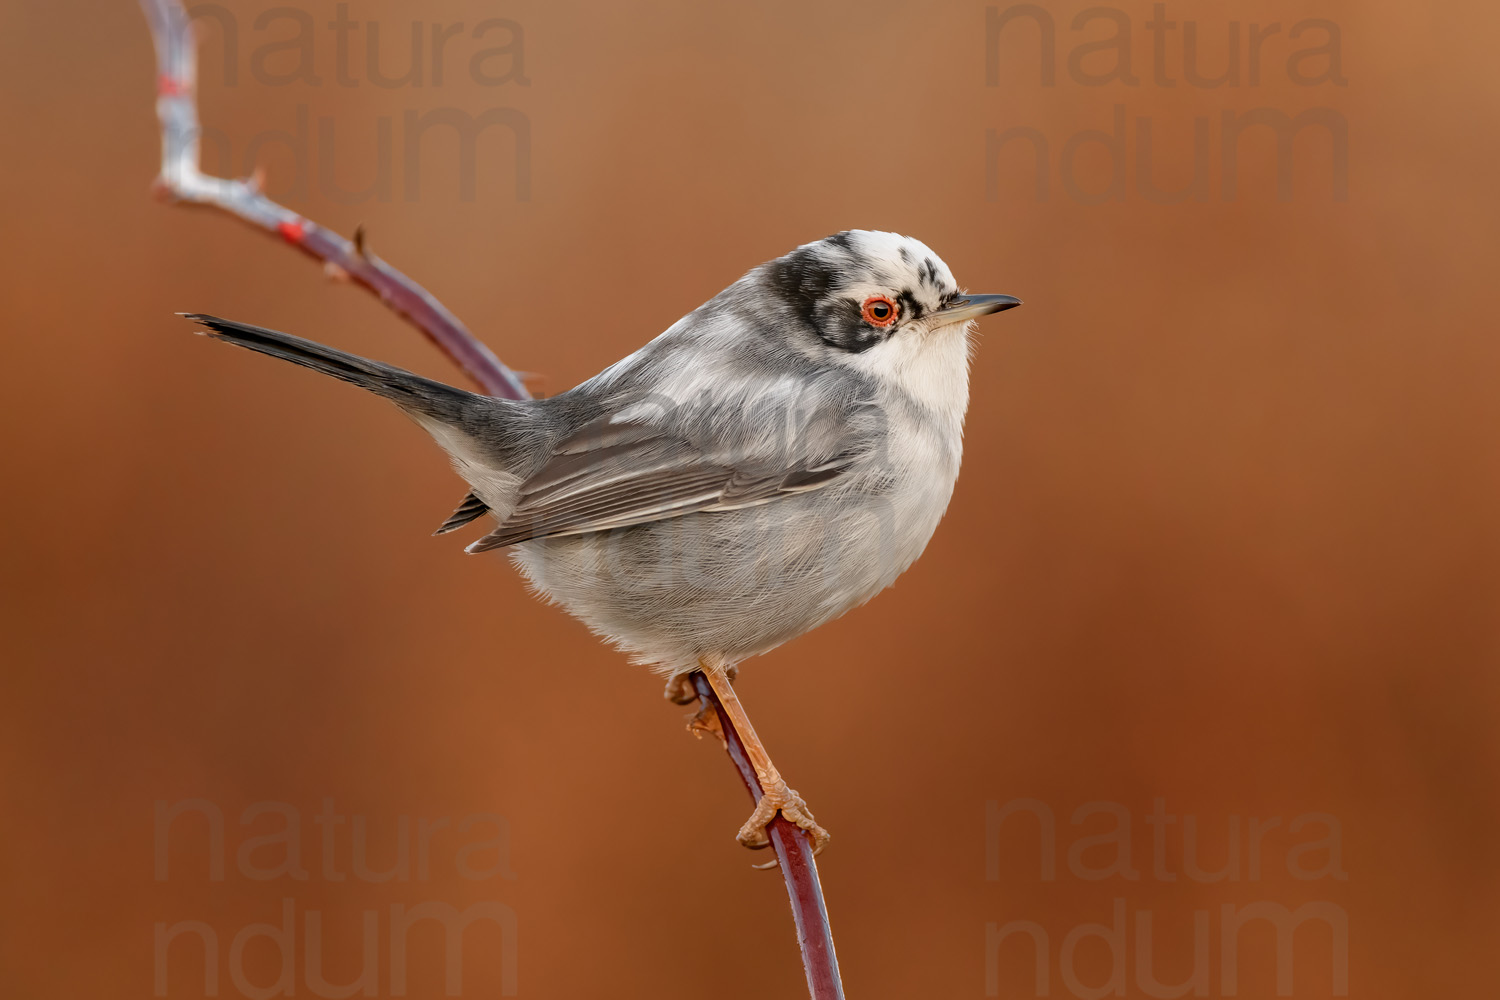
183;313;542;533
183;313;490;426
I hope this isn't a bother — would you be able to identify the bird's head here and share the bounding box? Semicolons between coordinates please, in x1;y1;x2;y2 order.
759;230;1021;359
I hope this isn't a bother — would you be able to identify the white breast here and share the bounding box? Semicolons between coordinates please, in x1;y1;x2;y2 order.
845;321;973;443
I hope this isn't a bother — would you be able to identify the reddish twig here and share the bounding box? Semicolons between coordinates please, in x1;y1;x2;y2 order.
138;0;527;400
137;2;844;996
691;672;845;999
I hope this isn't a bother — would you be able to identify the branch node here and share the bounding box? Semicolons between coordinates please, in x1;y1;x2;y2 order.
137;0;526;398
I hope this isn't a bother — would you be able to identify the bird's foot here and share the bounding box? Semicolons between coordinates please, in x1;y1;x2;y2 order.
663;665;737;705
664;674;698;705
685;697;724;741
738;778;830;857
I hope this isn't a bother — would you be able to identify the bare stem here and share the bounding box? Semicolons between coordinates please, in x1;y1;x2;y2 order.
136;2;844;996
691;671;846;999
137;0;527;400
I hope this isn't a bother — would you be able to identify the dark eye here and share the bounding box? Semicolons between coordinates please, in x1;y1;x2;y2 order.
861;295;898;327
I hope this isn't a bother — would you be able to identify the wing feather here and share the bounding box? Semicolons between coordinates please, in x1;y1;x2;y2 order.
465;400;873;553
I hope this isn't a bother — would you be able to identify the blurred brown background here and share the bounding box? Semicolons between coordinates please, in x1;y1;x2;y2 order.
2;0;1496;997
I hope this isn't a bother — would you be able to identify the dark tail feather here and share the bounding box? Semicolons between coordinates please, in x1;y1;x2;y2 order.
182;313;486;424
434;491;490;534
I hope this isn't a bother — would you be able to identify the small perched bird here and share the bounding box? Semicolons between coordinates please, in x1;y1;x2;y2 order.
186;230;1020;854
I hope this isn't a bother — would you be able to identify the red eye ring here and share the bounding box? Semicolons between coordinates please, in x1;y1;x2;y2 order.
861;295;899;327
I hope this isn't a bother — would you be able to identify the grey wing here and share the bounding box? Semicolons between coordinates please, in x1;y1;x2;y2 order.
465;402;874;554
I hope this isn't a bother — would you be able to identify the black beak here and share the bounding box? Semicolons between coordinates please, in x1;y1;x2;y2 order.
930;293;1022;325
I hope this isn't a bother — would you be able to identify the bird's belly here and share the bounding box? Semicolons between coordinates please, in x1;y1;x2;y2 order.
507;461;958;675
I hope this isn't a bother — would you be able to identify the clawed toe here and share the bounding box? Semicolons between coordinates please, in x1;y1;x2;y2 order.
663;674;698;705
736;779;830;857
663;666;736;704
681;662;826;864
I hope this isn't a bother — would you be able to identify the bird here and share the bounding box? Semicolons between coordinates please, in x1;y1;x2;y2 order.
184;229;1021;855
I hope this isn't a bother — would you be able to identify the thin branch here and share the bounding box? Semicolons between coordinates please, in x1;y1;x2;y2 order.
691;671;845;999
136;3;844;996
138;0;528;400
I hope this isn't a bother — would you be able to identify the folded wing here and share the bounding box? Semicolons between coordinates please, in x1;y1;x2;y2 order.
466;401;872;553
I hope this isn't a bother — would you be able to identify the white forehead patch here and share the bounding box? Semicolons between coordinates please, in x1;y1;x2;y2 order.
804;230;959;300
